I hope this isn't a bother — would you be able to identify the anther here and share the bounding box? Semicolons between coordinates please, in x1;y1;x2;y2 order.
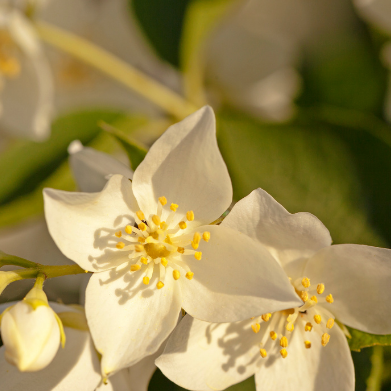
143;277;150;285
310;296;318;303
194;252;202;260
130;264;141;272
178;221;187;229
301;277;310;288
192;232;201;249
138;237;145;243
260;349;267;358
301;291;309;302
202;232;211;242
116;242;125;249
321;333;330;347
160;222;168;230
185;272;194;280
304;322;313;332
251;323;261;333
161;258;168;267
140;257;148;265
170;204;178;212
326;294;334;303
157;281;164;289
286;323;294;332
314;315;322;324
317;283;325;294
173;270;181;280
136;211;145;221
115;231;122;238
138;222;147;231
280;349;288;358
270;331;277;340
304;341;311;349
186;211;194;221
261;313;271;322
280;336;288;348
135;245;144;252
125;225;133;234
159;196;167;206
177;247;185;254
152;215;161;225
326;318;335;329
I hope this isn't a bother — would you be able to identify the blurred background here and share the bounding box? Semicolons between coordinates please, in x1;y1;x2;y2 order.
1;0;391;389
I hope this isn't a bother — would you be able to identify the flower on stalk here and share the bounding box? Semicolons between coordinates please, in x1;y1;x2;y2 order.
44;106;302;378
156;188;391;391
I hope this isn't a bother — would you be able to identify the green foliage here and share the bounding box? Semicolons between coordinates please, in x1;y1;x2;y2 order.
348;328;391;352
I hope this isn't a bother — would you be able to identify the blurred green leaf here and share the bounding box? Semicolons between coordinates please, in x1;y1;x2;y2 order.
130;0;191;67
217;109;385;246
348;328;391;352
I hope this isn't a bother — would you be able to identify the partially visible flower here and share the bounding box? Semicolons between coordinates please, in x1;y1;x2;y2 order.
44;106;301;378
0;270;24;295
157;188;391;391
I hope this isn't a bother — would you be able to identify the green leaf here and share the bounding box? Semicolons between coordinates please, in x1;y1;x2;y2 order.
348;327;391;352
217;109;385;247
130;0;191;67
100;121;147;171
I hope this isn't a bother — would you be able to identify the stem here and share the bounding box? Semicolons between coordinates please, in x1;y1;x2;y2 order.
366;346;384;391
40;264;88;279
35;21;198;120
0;250;40;269
34;272;46;289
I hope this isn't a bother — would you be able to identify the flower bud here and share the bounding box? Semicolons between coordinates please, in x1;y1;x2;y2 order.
0;289;64;371
0;271;23;295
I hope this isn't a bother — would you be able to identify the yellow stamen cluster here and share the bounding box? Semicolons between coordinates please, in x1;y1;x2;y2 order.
251;323;261;334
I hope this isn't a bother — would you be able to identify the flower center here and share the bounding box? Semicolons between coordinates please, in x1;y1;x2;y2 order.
250;276;335;360
113;196;210;290
0;30;20;79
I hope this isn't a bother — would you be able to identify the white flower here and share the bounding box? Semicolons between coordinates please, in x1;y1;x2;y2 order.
44;106;301;378
156;188;391;391
0;3;53;140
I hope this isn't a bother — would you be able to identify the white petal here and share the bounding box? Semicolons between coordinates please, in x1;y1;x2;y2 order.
96;370;132;391
127;350;161;391
44;175;138;272
254;320;354;391
223;189;331;268
180;225;302;322
304;244;391;334
68;141;133;193
86;268;181;376
0;328;101;391
132;106;232;226
157;315;261;391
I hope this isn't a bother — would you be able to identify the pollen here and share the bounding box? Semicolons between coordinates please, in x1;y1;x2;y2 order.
140;257;148;265
136;211;145;221
135;245;144;252
115;231;122;238
202;232;210;242
280;336;288;348
286;323;294;332
157;281;164;289
321;333;330;347
314;314;321;324
326;294;334;303
317;283;325;294
270;331;277;340
301;291;309;302
159;196;167;206
161;258;168;267
186;211;194;221
173;270;181;280
194;252;202;261
130;264;141;272
192;232;201;249
260;349;267;358
280;349;288;358
116;242;125;249
261;313;271;322
138;222;147;231
186;272;194;280
178;221;187;229
170;203;178;212
143;277;150;285
301;277;310;288
304;341;311;349
310;296;318;303
326;318;335;329
160;222;168;230
152;215;161;225
125;225;133;234
138;237;145;243
305;322;313;332
251;323;261;333
177;247;185;254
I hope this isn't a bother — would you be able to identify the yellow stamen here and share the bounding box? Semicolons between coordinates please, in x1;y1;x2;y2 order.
301;277;310;288
186;211;194;221
192;232;201;249
161;258;168;267
194;252;202;261
157;281;164;289
152;215;161;226
143;277;150;285
270;331;277;340
321;333;330;347
115;231;122;238
260;349;267;358
138;237;145;243
251;323;261;333
202;232;210;242
305;322;313;332
116;242;125;249
261;313;271;322
326;294;334;303
317;283;325;294
301;291;309;302
177;247;185;254
125;225;133;234
136;211;145;221
138;222;147;231
304;341;311;349
280;349;288;358
314;315;321;324
170;203;178;212
286;323;294;332
326;318;335;329
178;221;187;230
186;272;194;280
280;336;288;348
130;264;141;272
135;245;144;252
173;270;181;280
160;222;168;230
159;196;167;206
140;257;148;265
310;295;318;303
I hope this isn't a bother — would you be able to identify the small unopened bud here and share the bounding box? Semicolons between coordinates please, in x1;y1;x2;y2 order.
0;271;23;296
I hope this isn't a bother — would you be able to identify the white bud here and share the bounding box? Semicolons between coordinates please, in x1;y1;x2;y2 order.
0;271;23;295
0;301;61;372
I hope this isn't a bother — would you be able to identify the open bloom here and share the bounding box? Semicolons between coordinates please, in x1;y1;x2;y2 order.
44;106;301;378
156;188;391;391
